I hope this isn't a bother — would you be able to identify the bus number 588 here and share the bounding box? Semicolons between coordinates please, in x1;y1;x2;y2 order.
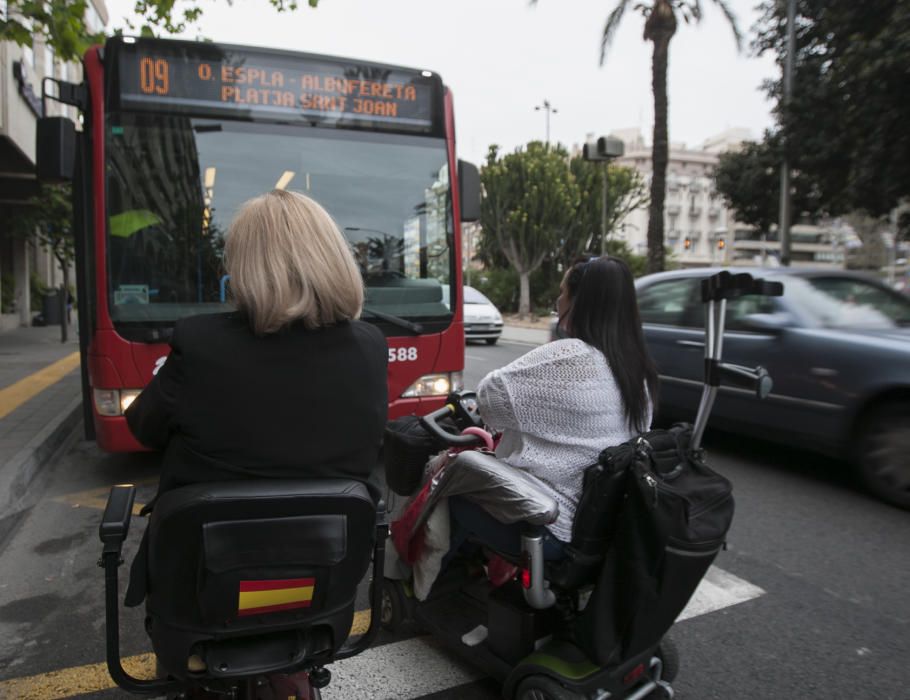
389;347;418;363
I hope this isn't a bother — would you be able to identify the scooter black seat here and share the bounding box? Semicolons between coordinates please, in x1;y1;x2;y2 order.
143;478;377;681
435;450;560;526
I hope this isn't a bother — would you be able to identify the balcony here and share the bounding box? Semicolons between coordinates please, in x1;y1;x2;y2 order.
688;205;702;217
666;203;681;215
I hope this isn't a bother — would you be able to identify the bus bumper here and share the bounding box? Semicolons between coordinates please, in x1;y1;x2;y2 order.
94;415;146;452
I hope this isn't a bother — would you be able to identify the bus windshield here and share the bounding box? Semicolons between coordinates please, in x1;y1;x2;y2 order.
105;113;453;335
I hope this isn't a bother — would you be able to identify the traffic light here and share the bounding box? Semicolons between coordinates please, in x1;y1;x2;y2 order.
683;237;692;250
717;237;726;250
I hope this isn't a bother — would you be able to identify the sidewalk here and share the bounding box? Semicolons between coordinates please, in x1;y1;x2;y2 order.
501;324;549;345
0;324;83;543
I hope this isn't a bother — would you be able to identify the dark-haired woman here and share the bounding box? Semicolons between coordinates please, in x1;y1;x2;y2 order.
448;256;658;555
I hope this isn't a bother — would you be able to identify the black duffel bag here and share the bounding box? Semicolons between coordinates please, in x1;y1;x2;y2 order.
574;423;734;665
383;415;459;496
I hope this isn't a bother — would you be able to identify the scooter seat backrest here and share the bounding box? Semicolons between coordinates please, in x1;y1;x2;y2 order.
144;478;376;678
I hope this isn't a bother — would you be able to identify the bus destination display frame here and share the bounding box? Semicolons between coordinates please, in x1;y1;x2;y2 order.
106;36;445;136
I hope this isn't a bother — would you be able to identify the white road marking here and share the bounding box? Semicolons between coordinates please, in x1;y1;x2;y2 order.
677;565;766;621
465;354;487;361
327;565;764;699
324;636;481;699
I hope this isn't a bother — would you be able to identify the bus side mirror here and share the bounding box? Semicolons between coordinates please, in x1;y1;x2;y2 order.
37;116;77;183
458;160;480;222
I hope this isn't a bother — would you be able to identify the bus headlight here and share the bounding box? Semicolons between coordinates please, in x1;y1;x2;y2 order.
120;389;142;414
401;371;464;398
94;388;142;416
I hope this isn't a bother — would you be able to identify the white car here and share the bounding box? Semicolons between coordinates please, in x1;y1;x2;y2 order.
442;285;504;345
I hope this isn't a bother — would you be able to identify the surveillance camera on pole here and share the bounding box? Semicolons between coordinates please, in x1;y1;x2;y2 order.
582;136;625;254
583;135;624;161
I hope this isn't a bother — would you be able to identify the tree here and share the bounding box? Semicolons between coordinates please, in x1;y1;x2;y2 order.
1;0;320;62
9;184;75;340
753;0;910;219
592;0;742;273
714;134;820;237
480;142;580;319
563;158;649;263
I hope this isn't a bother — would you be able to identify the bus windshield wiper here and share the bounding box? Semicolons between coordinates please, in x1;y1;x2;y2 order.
361;307;424;334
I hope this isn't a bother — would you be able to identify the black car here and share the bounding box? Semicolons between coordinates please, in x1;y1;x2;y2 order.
634;267;910;510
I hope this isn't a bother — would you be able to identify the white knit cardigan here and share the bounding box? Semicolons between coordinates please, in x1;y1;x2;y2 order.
476;338;651;542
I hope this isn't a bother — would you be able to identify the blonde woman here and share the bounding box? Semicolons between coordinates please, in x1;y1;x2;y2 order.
123;190;388;605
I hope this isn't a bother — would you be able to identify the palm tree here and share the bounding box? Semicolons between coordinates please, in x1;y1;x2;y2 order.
599;0;742;272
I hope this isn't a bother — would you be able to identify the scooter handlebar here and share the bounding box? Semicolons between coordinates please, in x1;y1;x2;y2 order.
419;404;485;447
701;271;785;303
708;361;773;399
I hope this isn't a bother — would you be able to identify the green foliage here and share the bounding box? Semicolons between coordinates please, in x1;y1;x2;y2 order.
714;136;821;235
10;184;75;269
754;0;910;218
473;267;518;312
480;141;581;316
563;158;649;262
478;142;650;312
30;272;48;312
604;239;649;278
1;0;322;61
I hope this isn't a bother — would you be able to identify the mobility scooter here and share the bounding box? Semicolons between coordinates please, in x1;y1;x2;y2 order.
381;270;783;699
98;478;387;698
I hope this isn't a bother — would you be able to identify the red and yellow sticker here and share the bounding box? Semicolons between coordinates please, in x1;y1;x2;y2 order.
237;578;315;616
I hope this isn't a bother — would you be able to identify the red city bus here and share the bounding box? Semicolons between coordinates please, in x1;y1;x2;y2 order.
39;36;480;451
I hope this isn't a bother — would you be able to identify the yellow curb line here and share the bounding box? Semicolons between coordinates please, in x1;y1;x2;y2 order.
0;609;373;699
0;352;80;421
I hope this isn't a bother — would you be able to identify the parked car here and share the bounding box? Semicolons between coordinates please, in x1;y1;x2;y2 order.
442;285;504;345
634;267;910;510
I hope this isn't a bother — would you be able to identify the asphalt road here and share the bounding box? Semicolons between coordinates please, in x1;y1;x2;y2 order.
0;338;908;699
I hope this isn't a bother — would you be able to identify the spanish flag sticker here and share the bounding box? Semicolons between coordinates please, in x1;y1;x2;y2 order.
237;578;315;616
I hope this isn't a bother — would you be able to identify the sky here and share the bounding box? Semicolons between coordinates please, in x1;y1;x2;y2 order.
104;0;779;167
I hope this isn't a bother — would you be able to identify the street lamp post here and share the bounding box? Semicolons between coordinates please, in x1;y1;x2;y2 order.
534;100;558;144
583;136;625;253
779;0;797;266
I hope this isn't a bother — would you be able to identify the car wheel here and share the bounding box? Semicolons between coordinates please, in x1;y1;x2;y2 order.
858;401;910;509
485;337;498;346
515;675;584;700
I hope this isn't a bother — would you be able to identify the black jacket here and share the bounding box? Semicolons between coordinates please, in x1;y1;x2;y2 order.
123;312;388;604
127;312;388;493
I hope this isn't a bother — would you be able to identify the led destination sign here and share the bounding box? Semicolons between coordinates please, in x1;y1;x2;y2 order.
110;38;440;133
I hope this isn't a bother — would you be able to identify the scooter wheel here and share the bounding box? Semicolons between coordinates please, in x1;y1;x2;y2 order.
657;634;680;682
515;675;584;700
379;579;407;632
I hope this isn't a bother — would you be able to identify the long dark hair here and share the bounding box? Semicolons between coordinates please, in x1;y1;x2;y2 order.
561;256;658;433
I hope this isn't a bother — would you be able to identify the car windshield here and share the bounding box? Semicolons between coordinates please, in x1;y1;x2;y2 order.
464;287;491;305
787;276;910;329
105;114;453;335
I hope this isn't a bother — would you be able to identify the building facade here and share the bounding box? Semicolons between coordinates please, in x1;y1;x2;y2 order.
609;128;843;270
0;1;107;328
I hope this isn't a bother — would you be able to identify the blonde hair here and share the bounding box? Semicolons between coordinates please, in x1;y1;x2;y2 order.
224;190;363;334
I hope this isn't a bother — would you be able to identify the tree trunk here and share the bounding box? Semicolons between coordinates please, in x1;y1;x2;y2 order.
518;270;531;320
647;32;673;274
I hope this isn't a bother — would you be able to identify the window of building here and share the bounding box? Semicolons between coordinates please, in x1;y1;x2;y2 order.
44;44;54;77
85;4;104;33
